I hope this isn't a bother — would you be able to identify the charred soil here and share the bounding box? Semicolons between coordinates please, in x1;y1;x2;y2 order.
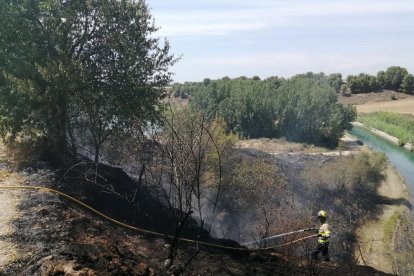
0;144;395;275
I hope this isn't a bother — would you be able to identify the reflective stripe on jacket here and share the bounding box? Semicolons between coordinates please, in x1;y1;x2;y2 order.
318;223;330;244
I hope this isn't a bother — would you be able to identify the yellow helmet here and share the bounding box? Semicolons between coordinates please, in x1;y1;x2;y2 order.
317;210;327;219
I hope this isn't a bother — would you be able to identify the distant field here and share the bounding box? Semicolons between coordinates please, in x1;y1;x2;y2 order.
339;90;413;106
356;98;414;115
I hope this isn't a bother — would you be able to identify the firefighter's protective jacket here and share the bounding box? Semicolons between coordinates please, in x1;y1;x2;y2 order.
317;223;330;244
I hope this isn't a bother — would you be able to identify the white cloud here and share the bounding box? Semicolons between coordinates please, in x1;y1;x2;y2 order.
198;53;401;68
152;0;414;37
157;22;266;37
148;0;414;82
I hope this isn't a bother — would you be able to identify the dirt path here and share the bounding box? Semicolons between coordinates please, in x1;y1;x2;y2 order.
356;165;409;273
0;144;25;270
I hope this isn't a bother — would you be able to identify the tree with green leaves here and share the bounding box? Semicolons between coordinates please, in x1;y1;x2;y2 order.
401;74;414;94
327;73;343;93
274;78;355;145
377;66;409;90
346;73;379;93
340;83;349;96
187;75;355;145
0;0;176;163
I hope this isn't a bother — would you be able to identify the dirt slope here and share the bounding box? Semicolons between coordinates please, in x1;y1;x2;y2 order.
356;98;414;115
339;91;414;106
0;144;23;269
338;90;414;115
0;143;395;275
356;165;409;273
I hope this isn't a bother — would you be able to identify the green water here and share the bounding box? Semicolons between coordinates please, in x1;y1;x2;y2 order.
350;125;414;195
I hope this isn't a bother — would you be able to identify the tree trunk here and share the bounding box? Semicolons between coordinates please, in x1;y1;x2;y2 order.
94;144;100;164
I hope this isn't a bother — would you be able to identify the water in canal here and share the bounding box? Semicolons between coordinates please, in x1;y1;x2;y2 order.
350;125;414;195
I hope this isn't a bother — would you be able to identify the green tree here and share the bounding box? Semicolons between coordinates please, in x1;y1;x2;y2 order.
346;73;378;93
189;75;355;145
0;0;176;162
401;74;414;94
376;70;387;89
340;83;349;96
274;78;355;145
327;73;343;93
377;66;409;90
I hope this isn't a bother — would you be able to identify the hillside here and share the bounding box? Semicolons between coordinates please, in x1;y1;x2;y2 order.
0;143;396;275
339;90;414;115
355;98;414;115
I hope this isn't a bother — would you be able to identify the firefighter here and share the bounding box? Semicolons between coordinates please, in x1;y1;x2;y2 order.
311;210;330;261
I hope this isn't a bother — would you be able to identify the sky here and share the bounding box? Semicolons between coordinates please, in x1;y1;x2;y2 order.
147;0;414;83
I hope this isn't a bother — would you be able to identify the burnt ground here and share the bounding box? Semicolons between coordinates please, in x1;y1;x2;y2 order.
0;146;396;275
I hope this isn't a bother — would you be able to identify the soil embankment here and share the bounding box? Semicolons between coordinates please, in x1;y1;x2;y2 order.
356;165;409;273
0;144;23;269
355;98;414;116
0;142;396;275
339;90;414;107
239;134;409;274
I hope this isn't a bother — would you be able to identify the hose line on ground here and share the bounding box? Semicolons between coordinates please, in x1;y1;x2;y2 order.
0;185;316;251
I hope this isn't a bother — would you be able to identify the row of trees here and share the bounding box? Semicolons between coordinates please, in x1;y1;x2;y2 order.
173;66;414;103
346;66;414;93
0;0;176;163
172;75;356;146
172;72;344;99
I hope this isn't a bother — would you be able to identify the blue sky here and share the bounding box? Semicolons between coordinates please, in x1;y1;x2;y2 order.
147;0;414;83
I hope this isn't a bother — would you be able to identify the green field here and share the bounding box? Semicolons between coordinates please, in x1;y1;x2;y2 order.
358;112;414;145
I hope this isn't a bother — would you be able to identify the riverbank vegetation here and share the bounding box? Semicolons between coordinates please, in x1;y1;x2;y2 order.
278;151;388;261
172;75;356;146
178;142;389;263
357;112;414;145
394;211;414;275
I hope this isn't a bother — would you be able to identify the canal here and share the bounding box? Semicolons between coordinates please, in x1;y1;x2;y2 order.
350;125;414;195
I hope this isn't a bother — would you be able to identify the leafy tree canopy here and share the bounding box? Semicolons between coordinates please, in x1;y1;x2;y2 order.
377;66;409;90
179;74;355;146
0;0;176;162
346;66;412;94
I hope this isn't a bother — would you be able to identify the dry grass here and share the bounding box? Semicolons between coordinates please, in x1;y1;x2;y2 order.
0;170;11;179
339;90;413;106
355;165;409;273
356;98;414;115
237;138;329;153
338;90;414;115
0;162;25;268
